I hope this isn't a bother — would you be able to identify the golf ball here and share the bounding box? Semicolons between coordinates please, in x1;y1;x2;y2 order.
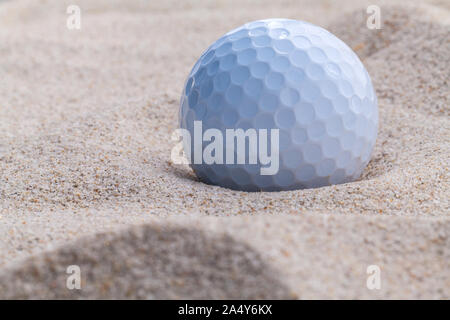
179;19;378;191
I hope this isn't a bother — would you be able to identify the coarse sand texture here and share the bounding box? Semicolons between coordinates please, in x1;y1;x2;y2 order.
0;0;449;299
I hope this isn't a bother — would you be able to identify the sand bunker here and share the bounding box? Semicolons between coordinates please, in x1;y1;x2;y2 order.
0;0;448;299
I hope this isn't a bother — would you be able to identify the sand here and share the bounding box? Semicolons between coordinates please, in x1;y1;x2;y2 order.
0;0;448;299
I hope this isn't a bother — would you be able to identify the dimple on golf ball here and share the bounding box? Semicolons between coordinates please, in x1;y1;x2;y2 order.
179;19;378;191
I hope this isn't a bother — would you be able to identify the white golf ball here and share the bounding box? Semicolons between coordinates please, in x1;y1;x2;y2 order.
180;19;378;191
